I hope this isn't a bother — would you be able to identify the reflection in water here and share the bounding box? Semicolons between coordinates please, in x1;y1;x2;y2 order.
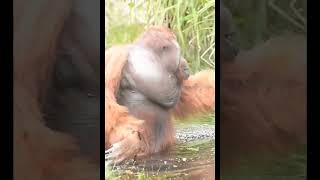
114;140;215;179
221;145;306;179
106;119;216;179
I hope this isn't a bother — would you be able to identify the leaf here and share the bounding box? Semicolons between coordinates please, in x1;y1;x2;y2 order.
128;2;135;9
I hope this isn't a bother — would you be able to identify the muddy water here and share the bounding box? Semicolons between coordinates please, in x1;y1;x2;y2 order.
106;120;215;179
221;145;307;179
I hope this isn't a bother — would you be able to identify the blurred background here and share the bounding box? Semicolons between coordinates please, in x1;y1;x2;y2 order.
223;0;306;49
221;0;307;178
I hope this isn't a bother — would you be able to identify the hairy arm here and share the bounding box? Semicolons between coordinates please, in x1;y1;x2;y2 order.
171;69;215;119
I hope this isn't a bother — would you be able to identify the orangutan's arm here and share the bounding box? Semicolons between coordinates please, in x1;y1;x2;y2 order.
172;69;215;119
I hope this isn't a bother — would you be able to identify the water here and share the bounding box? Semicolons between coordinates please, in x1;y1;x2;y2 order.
106;118;215;179
221;146;307;179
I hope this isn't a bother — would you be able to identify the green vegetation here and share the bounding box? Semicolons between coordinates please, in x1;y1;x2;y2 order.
174;113;215;128
106;0;215;73
106;166;180;180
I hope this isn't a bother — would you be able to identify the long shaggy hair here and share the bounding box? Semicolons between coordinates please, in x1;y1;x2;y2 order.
14;0;99;179
105;30;215;159
221;34;306;170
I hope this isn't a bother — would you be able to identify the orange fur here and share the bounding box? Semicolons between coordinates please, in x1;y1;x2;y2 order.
221;35;306;170
105;45;145;148
172;69;215;119
105;27;215;163
14;0;99;179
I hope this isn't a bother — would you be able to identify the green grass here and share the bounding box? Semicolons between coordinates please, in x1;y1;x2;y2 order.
106;165;179;180
174;113;215;128
105;24;144;48
106;0;215;73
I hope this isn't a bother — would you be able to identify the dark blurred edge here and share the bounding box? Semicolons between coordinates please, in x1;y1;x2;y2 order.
307;0;318;180
215;1;221;180
100;0;106;179
218;0;316;179
12;0;104;179
2;1;14;179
